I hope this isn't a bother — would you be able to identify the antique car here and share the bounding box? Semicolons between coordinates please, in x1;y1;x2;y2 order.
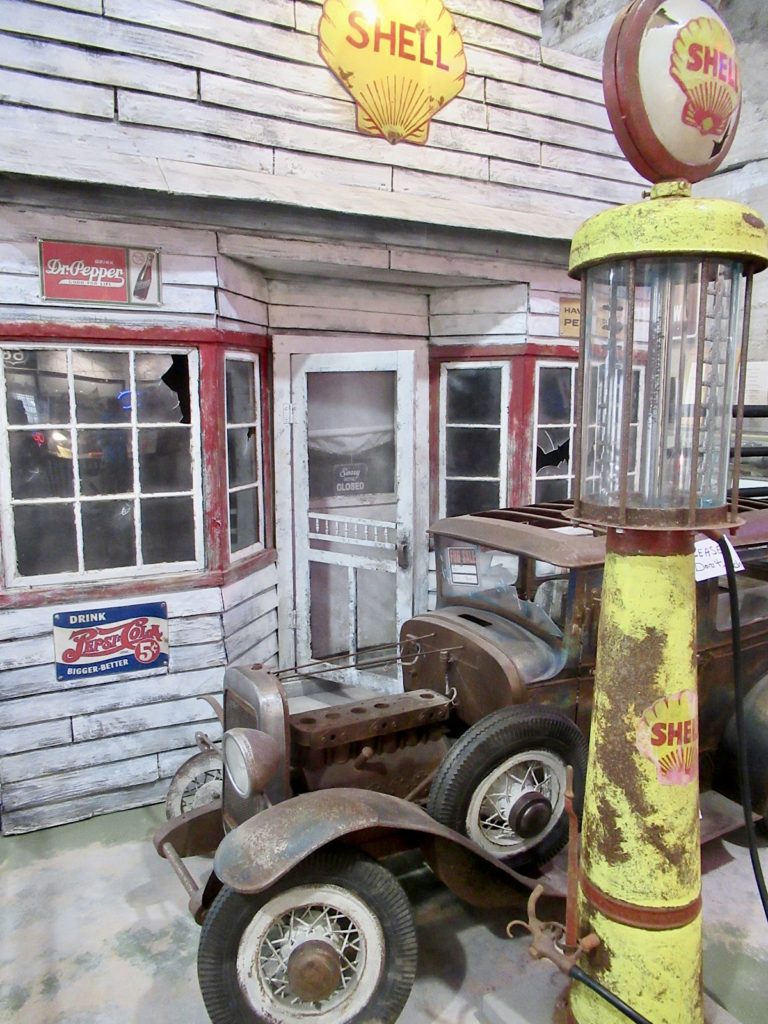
155;500;768;1024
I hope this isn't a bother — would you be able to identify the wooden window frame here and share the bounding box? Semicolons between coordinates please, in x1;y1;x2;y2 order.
0;325;273;610
437;360;511;519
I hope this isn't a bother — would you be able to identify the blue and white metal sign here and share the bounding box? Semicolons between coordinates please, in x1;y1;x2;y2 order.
53;602;169;681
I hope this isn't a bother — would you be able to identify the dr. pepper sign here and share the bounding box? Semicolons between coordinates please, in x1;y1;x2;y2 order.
40;240;161;305
319;0;466;145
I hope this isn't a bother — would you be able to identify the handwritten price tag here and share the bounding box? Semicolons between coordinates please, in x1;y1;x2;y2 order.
694;537;744;582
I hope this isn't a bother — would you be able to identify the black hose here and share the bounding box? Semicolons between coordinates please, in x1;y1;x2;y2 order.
715;536;768;922
569;965;654;1023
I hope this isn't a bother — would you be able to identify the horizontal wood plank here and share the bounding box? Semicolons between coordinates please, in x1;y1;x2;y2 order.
221;562;278;610
72;694;220;742
1;777;169;833
431;312;528;337
222;586;279;639
2;666;225;727
268;279;429;317
4;753;160;810
0;31;198;98
429;283;528;316
0;719;72;757
0;67;114;118
225;608;278;662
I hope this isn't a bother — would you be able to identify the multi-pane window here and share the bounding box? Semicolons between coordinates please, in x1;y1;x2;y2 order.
440;363;510;517
225;354;263;556
533;362;577;502
0;345;202;583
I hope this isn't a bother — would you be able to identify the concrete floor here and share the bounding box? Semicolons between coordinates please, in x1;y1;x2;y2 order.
0;802;766;1024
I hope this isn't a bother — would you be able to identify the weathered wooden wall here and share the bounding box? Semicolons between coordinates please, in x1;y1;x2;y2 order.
0;0;643;237
0;564;278;833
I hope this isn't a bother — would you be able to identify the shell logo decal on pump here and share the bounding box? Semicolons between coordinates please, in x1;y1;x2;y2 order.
318;0;466;145
636;689;699;785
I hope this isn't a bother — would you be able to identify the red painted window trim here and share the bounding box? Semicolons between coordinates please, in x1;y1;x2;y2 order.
0;324;273;607
428;344;579;511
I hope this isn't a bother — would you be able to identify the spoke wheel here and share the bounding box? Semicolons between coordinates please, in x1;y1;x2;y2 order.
198;846;416;1024
466;749;567;857
427;705;587;868
165;750;223;819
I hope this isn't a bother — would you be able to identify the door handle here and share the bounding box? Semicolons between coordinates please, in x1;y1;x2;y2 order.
396;537;411;570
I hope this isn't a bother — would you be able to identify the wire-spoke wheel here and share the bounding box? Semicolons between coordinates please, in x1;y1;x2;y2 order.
165;750;223;819
198;846;417;1024
427;705;587;868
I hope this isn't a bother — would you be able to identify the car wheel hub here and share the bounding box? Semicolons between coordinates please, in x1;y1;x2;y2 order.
508;791;553;838
286;939;343;1003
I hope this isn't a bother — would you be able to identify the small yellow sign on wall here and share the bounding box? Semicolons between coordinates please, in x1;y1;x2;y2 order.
559;297;581;338
319;0;467;145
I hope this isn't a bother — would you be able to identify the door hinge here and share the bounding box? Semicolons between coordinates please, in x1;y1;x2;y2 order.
289;609;299;630
283;402;295;425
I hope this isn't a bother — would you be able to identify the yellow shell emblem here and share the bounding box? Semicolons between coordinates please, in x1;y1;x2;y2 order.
318;0;467;145
636;689;699;787
669;15;740;138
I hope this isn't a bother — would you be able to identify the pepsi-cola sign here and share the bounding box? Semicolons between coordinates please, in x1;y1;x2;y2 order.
53;602;169;681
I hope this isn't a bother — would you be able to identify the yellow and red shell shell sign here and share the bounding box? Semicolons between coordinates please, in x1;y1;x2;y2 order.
603;0;742;183
669;13;740;138
318;0;467;145
636;689;699;786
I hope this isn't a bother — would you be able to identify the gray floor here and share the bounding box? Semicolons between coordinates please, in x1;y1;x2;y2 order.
0;802;766;1024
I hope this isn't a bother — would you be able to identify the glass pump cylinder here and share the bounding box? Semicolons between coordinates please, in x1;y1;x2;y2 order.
578;256;744;527
568;186;768;528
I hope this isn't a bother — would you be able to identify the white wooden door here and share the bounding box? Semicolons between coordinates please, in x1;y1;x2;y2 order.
280;346;426;692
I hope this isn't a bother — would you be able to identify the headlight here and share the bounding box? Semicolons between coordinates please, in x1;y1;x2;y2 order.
222;728;281;799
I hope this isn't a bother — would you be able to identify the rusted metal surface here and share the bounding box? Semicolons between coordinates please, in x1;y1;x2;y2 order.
213;787;557;900
289;689;450;749
298;726;449;800
153;800;224;859
579;872;702;931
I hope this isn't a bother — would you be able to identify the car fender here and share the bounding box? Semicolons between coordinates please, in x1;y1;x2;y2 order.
213;787;560;908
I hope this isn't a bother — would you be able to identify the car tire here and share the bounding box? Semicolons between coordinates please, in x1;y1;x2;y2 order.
165;750;223;819
197;846;417;1024
426;704;588;868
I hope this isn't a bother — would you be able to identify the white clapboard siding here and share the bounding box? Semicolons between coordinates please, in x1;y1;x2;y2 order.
225;608;278;663
2;666;225;729
0;562;281;832
393;168;608;223
3;754;161;811
2;719;219;783
220;234;390;274
0;68;114;119
222;584;279;640
72;696;220;742
0;1;645;234
217;291;269;328
2;778;170;834
430;283;528;316
0;720;72;758
216;256;270;303
268;279;430;318
0;271;217;316
431;312;528;337
268;304;429;336
0;32;198;98
273;150;393;192
231;629;279;669
486;79;610;132
453;14;540;61
0;203;219;256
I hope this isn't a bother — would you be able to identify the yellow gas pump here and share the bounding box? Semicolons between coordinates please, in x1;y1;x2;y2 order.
563;3;768;1023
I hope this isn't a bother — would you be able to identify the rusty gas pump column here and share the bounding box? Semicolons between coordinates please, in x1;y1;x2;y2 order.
565;3;768;1022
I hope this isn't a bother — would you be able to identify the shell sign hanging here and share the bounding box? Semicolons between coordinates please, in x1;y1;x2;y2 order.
319;0;467;145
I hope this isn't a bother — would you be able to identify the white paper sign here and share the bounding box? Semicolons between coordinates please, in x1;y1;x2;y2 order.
694;537;744;582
